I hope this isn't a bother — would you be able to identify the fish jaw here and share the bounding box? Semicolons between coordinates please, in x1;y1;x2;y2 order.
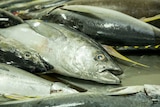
91;59;122;84
93;70;121;84
96;59;122;84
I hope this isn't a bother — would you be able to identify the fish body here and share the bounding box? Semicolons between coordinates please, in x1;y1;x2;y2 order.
0;36;53;73
0;0;30;8
2;85;160;107
0;63;78;97
0;93;151;107
39;5;160;46
0;20;122;84
1;0;70;12
66;0;160;19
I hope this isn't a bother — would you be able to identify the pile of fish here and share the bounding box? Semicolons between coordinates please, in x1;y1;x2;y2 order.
0;0;160;106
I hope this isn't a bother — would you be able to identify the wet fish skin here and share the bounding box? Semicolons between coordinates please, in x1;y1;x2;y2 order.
1;82;160;106
40;5;160;46
0;91;156;107
0;63;78;97
0;36;53;73
2;85;160;106
27;20;123;84
0;0;30;8
0;20;122;84
2;0;69;12
66;0;160;19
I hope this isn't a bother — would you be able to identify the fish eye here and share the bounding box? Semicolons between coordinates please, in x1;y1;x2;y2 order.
95;54;105;61
24;52;31;59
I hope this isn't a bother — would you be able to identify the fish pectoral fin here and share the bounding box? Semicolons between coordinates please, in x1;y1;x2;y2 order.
102;45;149;68
140;14;160;22
106;86;144;95
3;94;40;100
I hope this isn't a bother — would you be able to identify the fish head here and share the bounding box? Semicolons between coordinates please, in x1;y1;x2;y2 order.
0;35;53;73
16;49;53;73
73;45;122;84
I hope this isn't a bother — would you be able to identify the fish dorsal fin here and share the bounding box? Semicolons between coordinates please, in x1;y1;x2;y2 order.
107;86;144;95
102;45;149;67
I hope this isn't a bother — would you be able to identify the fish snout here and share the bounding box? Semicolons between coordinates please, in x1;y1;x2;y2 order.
107;60;123;75
95;63;123;84
96;71;121;84
98;63;123;76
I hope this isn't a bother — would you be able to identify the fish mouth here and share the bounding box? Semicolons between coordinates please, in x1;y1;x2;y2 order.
35;57;54;73
96;69;121;84
99;66;123;76
107;68;123;76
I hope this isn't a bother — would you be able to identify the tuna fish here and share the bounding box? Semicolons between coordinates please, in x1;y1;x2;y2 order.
1;84;160;107
36;5;160;46
0;20;123;84
66;0;160;19
0;63;78;97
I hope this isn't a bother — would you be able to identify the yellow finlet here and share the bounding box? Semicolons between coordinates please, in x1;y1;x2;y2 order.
155;45;160;49
102;45;149;68
145;45;151;49
124;46;129;49
134;46;139;49
140;14;160;22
